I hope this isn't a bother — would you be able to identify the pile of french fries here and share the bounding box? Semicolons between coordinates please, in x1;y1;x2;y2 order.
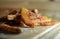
0;7;56;34
18;7;55;28
0;7;55;28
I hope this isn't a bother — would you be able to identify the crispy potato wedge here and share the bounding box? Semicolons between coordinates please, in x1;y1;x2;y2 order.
20;7;34;28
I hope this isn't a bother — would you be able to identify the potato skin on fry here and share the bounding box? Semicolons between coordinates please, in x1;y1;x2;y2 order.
20;7;34;28
40;21;55;26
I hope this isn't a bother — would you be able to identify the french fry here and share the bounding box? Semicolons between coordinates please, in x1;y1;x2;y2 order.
20;7;34;28
0;23;21;34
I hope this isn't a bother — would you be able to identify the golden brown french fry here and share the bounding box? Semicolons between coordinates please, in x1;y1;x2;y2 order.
20;7;34;28
0;23;21;34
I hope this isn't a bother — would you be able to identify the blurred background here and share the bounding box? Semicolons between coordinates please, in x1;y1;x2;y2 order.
0;0;60;20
